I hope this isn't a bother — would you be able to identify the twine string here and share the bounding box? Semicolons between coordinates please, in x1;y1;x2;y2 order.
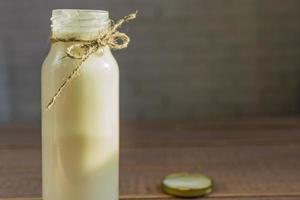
46;11;137;110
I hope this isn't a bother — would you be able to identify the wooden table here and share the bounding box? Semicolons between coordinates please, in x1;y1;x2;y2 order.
0;118;300;200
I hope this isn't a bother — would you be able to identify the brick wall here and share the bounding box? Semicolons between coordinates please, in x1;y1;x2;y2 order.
0;0;300;121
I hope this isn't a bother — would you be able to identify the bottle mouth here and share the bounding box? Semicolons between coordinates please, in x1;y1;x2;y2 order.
51;9;110;28
51;9;110;40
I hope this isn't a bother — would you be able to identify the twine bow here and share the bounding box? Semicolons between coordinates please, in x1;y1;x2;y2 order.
46;11;137;110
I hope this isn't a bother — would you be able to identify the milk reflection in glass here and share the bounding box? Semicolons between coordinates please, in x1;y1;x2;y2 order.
42;10;119;200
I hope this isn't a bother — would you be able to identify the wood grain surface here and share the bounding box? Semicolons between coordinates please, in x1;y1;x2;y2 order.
0;118;300;200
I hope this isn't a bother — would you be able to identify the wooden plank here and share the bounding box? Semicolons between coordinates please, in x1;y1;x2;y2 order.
0;119;300;199
120;146;300;196
1;196;300;200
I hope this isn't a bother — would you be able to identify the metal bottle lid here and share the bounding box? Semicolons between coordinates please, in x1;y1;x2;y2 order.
162;173;213;198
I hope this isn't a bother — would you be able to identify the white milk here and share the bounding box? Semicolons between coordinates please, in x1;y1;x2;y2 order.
42;10;119;200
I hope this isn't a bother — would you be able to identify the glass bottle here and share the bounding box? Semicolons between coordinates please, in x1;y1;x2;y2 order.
42;9;119;200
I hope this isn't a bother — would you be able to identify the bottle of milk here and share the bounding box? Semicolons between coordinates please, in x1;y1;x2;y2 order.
42;9;119;200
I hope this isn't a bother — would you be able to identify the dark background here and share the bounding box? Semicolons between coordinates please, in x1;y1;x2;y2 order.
0;0;300;122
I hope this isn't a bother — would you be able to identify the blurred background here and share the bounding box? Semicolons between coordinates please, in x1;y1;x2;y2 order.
0;0;300;122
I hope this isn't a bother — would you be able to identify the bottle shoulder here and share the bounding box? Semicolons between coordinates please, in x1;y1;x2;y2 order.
42;45;118;75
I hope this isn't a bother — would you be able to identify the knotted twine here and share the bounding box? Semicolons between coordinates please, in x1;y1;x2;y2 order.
46;11;137;110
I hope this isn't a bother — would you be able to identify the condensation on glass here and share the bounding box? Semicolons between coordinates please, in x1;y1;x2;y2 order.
42;9;119;200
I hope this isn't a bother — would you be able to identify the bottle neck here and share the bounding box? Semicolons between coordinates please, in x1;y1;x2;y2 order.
51;25;110;41
49;42;111;57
